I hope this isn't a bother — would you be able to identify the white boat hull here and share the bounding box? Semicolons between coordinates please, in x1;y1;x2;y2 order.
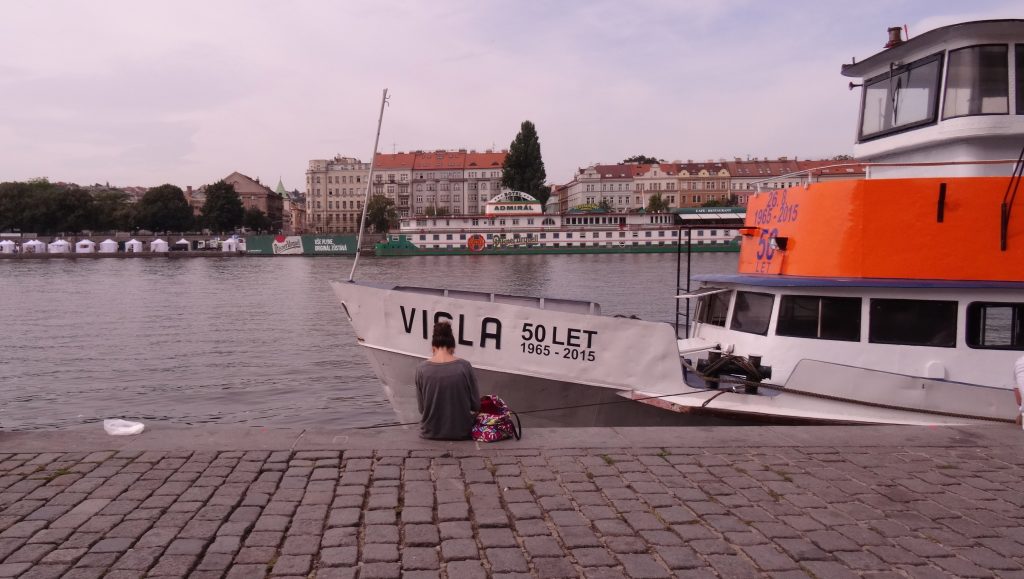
331;281;1015;427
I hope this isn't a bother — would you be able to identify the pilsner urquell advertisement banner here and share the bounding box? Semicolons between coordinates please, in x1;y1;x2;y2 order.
246;235;358;255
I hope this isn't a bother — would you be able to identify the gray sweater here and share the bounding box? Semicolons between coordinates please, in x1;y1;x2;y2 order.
415;358;481;440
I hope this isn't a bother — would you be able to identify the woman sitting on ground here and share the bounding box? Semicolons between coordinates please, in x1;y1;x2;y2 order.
415;321;482;440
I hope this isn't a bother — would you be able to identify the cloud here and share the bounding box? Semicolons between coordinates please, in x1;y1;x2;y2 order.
0;0;1019;189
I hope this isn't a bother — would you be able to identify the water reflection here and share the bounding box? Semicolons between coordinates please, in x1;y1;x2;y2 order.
0;253;736;430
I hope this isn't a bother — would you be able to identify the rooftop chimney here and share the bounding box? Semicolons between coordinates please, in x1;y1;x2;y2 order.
885;26;903;48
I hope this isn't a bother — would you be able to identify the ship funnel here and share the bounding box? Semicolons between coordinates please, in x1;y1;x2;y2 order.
884;26;903;48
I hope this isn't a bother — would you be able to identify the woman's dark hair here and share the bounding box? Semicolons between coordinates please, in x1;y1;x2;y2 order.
432;321;456;350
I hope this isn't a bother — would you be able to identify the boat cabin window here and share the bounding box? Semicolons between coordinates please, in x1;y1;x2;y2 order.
868;299;957;347
943;45;1009;119
966;302;1024;350
776;295;861;342
860;53;942;141
730;291;774;335
695;291;730;327
1016;45;1024;114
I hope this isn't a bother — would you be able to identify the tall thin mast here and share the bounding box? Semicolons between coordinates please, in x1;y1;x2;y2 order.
348;88;389;282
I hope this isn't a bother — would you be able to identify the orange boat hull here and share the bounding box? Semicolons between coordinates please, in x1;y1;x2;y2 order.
739;177;1024;282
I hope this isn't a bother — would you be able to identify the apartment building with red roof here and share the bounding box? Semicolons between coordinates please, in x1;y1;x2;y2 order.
306;149;508;230
560;158;864;212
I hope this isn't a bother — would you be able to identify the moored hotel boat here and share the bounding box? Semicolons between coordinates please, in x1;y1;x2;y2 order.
374;191;743;256
334;20;1024;427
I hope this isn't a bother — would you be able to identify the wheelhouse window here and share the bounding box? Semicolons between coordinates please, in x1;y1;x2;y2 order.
695;290;730;327
730;291;774;335
1016;45;1024;114
966;302;1024;349
860;53;943;140
869;299;957;347
943;45;1008;119
776;295;861;342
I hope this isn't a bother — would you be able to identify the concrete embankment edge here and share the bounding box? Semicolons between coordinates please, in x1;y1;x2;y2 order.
1;424;1018;452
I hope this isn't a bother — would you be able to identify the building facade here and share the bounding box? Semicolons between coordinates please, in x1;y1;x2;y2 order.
305;157;370;233
560;158;865;211
307;150;507;228
223;171;284;231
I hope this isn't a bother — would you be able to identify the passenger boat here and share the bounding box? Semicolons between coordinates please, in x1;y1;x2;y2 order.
333;20;1024;427
374;191;743;256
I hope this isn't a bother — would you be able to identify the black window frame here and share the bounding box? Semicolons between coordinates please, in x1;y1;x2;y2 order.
695;291;731;327
1016;44;1024;115
966;301;1024;350
729;291;775;336
858;52;945;142
942;44;1010;121
776;295;862;342
868;298;958;348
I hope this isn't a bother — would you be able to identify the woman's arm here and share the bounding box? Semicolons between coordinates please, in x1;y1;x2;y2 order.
466;364;482;413
414;366;425;415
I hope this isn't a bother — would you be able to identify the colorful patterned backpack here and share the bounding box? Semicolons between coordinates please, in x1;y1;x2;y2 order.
471;395;522;442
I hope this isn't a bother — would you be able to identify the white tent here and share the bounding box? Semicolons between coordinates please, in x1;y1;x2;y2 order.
150;239;169;253
75;239;96;253
48;239;71;253
125;239;143;253
21;240;45;253
221;238;239;252
98;239;119;253
0;240;15;254
175;238;191;250
237;239;247;252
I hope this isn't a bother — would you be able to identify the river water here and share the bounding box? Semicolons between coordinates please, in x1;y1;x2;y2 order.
0;253;738;430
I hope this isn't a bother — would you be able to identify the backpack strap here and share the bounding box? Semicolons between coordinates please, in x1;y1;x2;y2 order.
510;411;522;440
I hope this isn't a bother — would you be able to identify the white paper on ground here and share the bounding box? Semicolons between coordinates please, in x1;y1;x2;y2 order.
103;419;145;436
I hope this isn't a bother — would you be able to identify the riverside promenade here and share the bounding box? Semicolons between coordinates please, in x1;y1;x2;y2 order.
0;424;1022;578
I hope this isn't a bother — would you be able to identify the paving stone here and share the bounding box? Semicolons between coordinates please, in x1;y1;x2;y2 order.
617;553;672;578
112;547;162;570
320;546;358;567
363;543;399;563
358;562;401;579
148;554;197;576
534;556;578;578
402;546;439;570
486;548;530;572
271;554;311;575
322;527;358;547
445;559;488;579
314;568;356;579
442;538;479;561
479;527;518;547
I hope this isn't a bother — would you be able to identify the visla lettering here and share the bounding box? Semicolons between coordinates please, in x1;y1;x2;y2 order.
399;306;502;349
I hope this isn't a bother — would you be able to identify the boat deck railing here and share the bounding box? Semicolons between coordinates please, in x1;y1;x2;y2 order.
394;285;601;315
752;158;1022;192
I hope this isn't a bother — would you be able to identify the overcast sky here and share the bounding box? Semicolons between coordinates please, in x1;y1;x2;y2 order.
1;1;1020;191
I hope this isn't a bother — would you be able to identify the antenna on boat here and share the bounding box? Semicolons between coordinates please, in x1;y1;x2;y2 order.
348;88;390;282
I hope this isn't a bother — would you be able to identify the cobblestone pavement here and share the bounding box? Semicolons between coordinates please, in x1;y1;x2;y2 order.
1;441;1023;578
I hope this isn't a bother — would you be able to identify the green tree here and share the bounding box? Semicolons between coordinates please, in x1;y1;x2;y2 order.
243;207;273;233
646;193;670;213
831;153;854;161
201;180;244;233
502;120;548;207
623;154;664;164
91;189;135;231
597;199;613;212
366;195;398;233
136;184;193;232
0;181;33;232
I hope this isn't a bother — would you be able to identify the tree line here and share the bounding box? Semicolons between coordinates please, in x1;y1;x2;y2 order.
0;179;274;235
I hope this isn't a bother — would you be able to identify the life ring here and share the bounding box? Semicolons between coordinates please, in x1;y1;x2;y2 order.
467;234;486;252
